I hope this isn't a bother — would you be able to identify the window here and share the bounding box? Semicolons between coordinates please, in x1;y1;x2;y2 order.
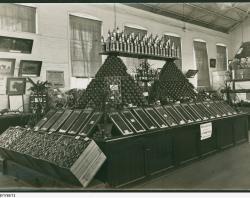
164;33;182;70
124;25;147;74
216;44;227;71
70;15;102;77
193;40;210;89
0;3;36;33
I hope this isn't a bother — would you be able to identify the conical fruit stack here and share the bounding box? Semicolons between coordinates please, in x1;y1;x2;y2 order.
78;55;147;110
149;60;197;103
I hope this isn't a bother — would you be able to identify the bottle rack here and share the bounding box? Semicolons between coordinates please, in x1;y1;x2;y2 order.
100;50;178;61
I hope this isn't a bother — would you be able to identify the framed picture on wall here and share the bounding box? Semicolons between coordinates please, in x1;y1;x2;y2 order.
210;59;216;68
46;70;64;88
6;77;26;95
0;58;15;77
19;60;42;77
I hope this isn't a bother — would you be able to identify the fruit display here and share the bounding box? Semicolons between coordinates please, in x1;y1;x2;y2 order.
149;60;197;103
78;55;147;110
0;128;91;169
0;127;27;149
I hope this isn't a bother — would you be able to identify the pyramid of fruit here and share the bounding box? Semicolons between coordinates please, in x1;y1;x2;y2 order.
149;60;197;103
78;55;147;110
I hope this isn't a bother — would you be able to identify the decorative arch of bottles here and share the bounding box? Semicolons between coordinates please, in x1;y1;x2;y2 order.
101;27;181;60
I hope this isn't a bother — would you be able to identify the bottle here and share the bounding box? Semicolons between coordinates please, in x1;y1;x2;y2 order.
106;30;111;52
171;42;175;57
101;36;106;52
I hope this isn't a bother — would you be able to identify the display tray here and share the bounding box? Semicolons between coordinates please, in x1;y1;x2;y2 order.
49;110;73;132
208;101;227;117
219;101;237;115
79;112;103;137
34;110;56;132
132;108;158;130
203;102;222;118
121;110;146;133
40;110;64;131
164;105;186;125
213;101;232;116
59;110;82;133
188;103;209;120
68;110;93;135
109;112;134;136
181;104;202;122
195;103;215;119
154;106;178;127
144;107;168;128
172;104;194;123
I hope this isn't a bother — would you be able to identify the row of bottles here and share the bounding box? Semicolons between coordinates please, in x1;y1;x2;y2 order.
101;27;181;58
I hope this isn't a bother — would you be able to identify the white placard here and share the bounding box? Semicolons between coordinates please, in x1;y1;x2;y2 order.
200;122;212;140
110;84;119;91
9;95;23;111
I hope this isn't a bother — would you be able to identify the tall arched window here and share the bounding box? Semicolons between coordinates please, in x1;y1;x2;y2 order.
193;39;210;89
216;43;227;71
69;14;102;78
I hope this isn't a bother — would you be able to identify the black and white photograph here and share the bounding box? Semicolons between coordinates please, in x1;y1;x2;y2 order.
0;2;250;195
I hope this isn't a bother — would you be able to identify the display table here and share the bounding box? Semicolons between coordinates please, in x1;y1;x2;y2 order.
0;114;31;134
96;114;248;187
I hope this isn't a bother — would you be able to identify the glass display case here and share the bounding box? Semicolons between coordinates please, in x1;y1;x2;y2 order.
203;102;222;118
144;107;168;128
164;105;186;125
34;110;56;132
154;106;178;126
40;110;64;131
49;110;73;132
68;110;93;135
109;112;134;136
195;102;215;119
59;109;82;133
133;108;158;130
79;112;103;136
188;103;209;120
172;104;194;123
121;110;146;133
181;104;202;122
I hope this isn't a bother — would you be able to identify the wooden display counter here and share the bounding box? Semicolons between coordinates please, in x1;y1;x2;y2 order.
96;114;248;187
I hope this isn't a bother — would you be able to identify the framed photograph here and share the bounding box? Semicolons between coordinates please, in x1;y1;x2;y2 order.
6;77;26;95
0;58;15;77
8;95;24;112
210;58;216;68
19;60;42;77
46;70;64;88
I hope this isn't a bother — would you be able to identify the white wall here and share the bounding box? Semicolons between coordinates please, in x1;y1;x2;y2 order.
0;3;232;110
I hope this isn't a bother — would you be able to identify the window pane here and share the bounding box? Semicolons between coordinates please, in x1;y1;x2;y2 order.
216;45;227;71
193;41;210;89
69;15;102;77
0;3;36;33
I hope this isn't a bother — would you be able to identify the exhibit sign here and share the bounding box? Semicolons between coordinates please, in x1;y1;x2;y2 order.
46;70;65;88
200;122;212;140
70;140;106;187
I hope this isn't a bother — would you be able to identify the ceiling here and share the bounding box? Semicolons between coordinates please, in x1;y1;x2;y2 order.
125;3;250;33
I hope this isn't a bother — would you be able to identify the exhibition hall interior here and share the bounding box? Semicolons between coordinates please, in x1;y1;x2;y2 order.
0;2;250;190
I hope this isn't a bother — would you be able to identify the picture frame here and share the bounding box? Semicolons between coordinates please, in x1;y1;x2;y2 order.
210;58;216;68
8;95;24;112
0;58;15;77
19;60;42;77
46;70;65;88
6;77;26;95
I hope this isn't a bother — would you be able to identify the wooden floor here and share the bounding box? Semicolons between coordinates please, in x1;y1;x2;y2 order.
1;138;250;191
